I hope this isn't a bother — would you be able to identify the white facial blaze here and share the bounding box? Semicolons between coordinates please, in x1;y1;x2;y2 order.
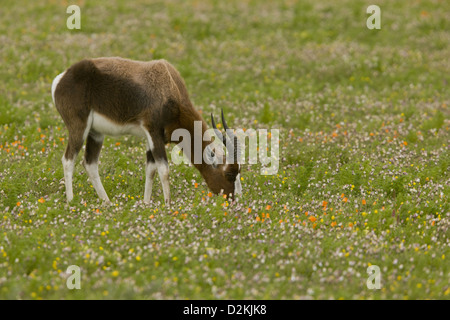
204;144;224;166
203;129;225;165
235;173;242;194
234;164;242;194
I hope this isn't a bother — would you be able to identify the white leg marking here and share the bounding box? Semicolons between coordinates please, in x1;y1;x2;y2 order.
144;161;157;203
157;161;170;206
143;128;158;204
83;161;110;203
142;126;155;151
51;71;66;104
62;155;75;202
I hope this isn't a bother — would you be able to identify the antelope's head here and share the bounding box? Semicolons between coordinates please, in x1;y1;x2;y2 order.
203;110;242;199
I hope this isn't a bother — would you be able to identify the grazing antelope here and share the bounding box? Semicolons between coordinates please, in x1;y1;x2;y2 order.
51;57;241;205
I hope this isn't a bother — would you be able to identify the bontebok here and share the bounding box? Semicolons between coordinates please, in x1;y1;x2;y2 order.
52;57;241;205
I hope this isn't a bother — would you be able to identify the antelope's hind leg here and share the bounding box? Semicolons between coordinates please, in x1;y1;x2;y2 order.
83;132;111;204
62;126;90;203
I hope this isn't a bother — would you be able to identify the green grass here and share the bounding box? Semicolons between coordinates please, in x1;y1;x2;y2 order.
0;0;449;299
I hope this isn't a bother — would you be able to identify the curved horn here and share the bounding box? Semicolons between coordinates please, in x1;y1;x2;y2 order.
221;109;239;164
210;113;227;145
221;109;236;141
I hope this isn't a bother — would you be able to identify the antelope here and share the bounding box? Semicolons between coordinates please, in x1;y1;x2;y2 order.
51;57;241;206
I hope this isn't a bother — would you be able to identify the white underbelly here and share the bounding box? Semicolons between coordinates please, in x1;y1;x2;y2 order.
91;112;146;138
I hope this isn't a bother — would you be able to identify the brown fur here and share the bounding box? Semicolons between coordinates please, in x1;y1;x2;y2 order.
54;57;240;201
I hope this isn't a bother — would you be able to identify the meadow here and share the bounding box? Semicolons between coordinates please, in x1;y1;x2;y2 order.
0;0;449;299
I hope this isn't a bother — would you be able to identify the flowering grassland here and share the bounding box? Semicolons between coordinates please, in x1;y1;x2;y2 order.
0;0;449;299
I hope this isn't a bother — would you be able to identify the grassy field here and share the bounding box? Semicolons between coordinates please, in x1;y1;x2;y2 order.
0;0;449;300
